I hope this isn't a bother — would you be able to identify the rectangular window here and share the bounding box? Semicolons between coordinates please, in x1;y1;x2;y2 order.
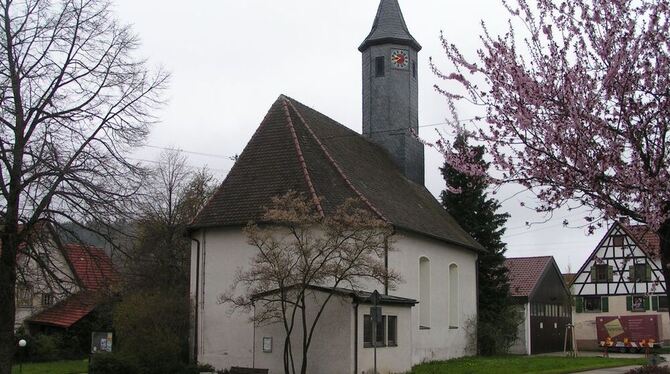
363;315;372;347
412;61;417;79
16;285;32;308
387;316;397;346
659;296;669;311
42;293;53;307
364;314;393;348
583;296;602;312
595;264;609;282
375;56;385;77
613;235;625;247
632;295;646;312
634;263;649;282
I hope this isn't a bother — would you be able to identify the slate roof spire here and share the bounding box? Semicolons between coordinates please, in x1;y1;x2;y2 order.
359;0;421;52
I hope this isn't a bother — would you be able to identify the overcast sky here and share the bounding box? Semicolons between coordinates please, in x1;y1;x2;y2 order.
111;0;608;273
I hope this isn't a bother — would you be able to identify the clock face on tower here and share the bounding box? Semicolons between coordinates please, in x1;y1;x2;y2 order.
391;49;409;69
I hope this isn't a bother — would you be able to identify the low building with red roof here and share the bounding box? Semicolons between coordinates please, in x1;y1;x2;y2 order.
505;256;572;355
15;243;117;331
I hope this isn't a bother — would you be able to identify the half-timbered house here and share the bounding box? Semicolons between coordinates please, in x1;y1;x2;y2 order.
571;220;668;349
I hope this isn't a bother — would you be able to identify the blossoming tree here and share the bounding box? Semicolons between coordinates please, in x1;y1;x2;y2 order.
434;0;670;295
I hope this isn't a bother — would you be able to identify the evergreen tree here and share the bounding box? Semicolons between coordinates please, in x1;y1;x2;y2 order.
440;133;519;355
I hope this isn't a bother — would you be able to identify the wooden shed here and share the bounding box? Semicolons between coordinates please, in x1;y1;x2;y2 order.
506;256;572;354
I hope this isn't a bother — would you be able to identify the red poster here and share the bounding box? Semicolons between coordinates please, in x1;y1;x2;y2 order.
596;315;660;342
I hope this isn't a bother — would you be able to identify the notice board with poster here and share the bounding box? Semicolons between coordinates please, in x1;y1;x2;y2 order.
595;315;660;342
91;331;114;353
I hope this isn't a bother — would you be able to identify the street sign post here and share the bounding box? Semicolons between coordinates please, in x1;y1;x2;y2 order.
369;290;382;374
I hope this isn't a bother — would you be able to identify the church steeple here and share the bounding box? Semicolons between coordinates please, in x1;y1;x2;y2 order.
359;0;421;52
360;0;424;185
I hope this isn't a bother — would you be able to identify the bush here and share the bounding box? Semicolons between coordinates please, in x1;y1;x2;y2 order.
114;290;191;374
29;334;60;362
626;365;670;374
90;353;137;374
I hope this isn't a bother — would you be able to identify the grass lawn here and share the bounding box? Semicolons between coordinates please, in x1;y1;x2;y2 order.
411;355;648;374
11;359;88;374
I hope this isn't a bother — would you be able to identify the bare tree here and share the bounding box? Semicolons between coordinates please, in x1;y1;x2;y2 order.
0;0;168;371
220;192;400;374
126;149;217;291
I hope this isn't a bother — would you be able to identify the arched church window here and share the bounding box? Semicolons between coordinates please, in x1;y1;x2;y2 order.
449;263;459;328
419;256;430;328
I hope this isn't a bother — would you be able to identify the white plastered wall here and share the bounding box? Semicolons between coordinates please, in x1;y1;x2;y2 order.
190;227;257;370
389;231;478;364
254;290;354;374
191;227;479;371
508;303;530;355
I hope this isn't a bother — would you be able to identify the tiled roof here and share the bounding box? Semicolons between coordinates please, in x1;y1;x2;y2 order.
359;0;421;51
190;96;482;252
28;291;99;328
28;245;116;328
504;256;554;298
63;244;117;290
622;224;661;256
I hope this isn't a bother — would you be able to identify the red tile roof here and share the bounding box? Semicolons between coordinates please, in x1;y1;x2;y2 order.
28;291;99;328
63;244;118;290
504;256;554;297
622;224;661;257
28;245;116;328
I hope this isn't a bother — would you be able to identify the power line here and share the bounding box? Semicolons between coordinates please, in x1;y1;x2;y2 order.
127;157;230;174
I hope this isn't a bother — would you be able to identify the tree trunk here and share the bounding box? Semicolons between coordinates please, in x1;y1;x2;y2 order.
659;219;670;325
0;231;19;374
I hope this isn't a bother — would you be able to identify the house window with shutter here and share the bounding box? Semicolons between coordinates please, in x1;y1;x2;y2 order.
630;263;651;282
592;264;612;283
582;296;607;313
627;295;649;312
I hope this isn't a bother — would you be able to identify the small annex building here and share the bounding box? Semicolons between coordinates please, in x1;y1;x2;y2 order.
15;243;117;332
505;256;572;355
187;1;483;373
570;220;668;349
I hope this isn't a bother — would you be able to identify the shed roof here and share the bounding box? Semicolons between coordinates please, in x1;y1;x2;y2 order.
504;256;555;298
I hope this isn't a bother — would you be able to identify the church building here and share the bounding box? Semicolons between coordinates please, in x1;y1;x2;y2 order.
188;1;482;372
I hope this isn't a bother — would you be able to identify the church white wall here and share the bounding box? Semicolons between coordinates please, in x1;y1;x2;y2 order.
191;227;479;371
254;291;354;374
190;227;257;370
389;231;478;364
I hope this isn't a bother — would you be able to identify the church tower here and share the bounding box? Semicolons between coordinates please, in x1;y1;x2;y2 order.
360;0;424;185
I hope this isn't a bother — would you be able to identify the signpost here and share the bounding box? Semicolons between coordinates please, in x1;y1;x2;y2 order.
369;290;382;374
90;331;114;372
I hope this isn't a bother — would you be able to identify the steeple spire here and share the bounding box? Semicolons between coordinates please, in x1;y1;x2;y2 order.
359;0;421;52
359;0;424;185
